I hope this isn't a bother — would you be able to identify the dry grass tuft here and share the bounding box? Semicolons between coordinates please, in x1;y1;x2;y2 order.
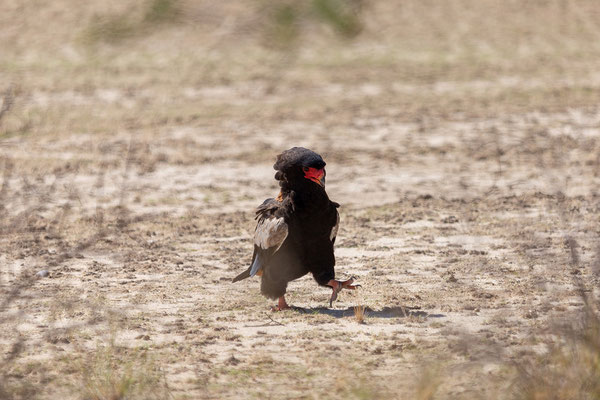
78;340;171;400
510;298;600;399
509;235;600;400
353;304;367;324
414;366;442;400
334;374;386;400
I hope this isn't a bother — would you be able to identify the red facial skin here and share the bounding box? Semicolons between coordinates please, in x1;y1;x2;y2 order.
303;167;325;186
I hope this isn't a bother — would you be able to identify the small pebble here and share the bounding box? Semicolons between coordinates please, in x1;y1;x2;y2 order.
36;270;49;278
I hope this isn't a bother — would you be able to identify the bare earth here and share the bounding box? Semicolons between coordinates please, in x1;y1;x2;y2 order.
1;1;600;399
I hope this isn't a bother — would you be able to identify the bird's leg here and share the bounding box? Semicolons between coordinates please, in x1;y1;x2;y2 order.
327;276;360;307
271;296;290;312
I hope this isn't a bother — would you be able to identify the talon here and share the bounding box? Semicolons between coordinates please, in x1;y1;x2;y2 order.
329;292;337;308
327;278;359;307
345;276;361;289
328;280;342;307
330;288;340;307
340;277;358;289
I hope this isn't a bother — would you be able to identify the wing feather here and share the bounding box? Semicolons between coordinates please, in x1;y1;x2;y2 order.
254;217;288;251
330;209;339;242
249;206;289;277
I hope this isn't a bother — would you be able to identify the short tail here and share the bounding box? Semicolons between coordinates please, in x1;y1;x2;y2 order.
232;268;251;283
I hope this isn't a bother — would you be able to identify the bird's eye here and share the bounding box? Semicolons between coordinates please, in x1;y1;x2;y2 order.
302;167;309;172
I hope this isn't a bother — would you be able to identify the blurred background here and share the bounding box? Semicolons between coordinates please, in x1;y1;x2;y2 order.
2;0;600;208
1;1;600;399
2;0;599;209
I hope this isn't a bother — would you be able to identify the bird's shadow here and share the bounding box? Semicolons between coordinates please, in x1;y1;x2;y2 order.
292;305;445;319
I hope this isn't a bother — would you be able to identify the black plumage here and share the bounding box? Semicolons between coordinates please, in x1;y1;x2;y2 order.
233;147;357;310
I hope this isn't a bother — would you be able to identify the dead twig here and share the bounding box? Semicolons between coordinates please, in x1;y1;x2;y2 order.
243;313;286;328
266;313;285;326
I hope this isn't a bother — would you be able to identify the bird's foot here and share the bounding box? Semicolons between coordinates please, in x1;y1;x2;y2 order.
271;296;291;312
327;277;361;307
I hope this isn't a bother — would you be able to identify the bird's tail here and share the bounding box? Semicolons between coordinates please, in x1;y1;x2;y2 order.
232;267;251;283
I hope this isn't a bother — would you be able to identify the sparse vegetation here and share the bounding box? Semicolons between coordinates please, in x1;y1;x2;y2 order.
2;0;600;399
143;0;180;25
78;340;170;400
508;235;600;400
311;0;362;38
510;303;600;399
84;0;181;44
414;366;442;400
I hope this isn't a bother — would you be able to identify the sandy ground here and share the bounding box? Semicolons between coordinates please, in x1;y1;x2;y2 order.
2;96;600;398
1;1;600;399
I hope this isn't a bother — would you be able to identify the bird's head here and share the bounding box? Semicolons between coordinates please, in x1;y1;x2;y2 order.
273;147;326;189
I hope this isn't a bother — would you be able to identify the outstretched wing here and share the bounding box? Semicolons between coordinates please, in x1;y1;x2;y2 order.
249;199;289;277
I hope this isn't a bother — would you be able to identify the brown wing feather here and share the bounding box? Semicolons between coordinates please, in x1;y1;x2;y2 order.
254;216;288;251
249;199;289;277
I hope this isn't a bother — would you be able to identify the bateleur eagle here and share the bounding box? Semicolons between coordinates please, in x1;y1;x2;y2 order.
232;147;359;310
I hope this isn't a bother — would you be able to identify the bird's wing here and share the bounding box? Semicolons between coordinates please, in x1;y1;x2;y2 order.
249;199;289;277
330;209;340;243
330;201;340;243
254;215;288;251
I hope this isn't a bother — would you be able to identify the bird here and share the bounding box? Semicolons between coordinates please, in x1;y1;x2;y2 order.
232;147;359;311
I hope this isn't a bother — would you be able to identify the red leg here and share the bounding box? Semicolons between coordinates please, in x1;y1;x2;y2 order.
271;296;290;311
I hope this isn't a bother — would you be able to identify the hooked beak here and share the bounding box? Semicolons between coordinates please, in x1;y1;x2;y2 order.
304;167;325;187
